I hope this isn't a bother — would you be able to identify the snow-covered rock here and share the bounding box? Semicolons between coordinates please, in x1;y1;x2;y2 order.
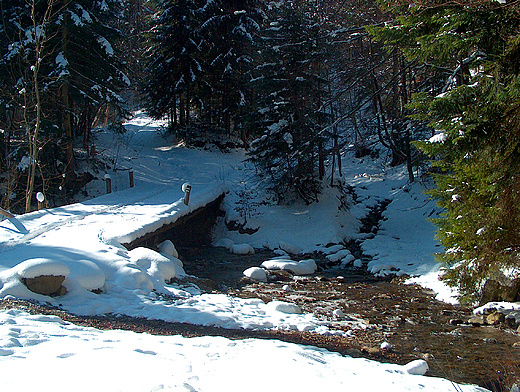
278;241;301;255
213;237;234;249
157;240;178;258
403;359;429;375
333;309;345;318
15;258;71;279
326;249;353;263
340;254;356;268
243;267;267;282
230;243;255;255
267;300;302;314
260;258;316;275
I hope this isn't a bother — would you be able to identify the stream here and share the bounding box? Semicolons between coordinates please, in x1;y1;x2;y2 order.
179;245;520;392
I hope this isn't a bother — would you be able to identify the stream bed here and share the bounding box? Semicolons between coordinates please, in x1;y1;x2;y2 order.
179;245;520;392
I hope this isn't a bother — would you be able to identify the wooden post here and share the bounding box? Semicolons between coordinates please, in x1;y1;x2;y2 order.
182;182;191;206
105;174;112;194
0;207;14;219
129;170;134;188
36;192;45;210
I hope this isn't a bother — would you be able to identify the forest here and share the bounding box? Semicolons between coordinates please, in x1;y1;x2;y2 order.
1;0;519;301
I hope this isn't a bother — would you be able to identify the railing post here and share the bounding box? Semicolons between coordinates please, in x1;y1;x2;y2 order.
105;174;112;194
36;192;45;210
182;182;191;206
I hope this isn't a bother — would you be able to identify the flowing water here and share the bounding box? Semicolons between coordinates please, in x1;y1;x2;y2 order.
179;245;520;392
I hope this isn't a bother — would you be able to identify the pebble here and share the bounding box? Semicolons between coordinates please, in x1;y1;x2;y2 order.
449;319;463;325
380;341;392;351
483;338;498;344
333;309;345;318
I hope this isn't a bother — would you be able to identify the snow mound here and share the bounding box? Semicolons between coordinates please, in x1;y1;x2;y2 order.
267;300;302;314
230;243;255;255
15;258;71;279
68;260;105;291
243;267;267;282
157;240;178;258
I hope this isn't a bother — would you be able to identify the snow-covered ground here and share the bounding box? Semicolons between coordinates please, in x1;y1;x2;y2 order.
0;112;479;391
0;308;487;392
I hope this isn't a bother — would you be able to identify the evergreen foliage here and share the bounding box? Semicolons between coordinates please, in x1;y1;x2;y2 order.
143;0;202;124
142;0;263;134
371;0;520;303
0;0;129;211
247;1;329;204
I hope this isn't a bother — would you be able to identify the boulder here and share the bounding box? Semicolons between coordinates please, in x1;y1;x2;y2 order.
23;275;67;296
480;278;520;305
486;311;505;326
467;315;485;326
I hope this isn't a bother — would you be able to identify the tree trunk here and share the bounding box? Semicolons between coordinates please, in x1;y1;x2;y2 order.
180;94;185;127
62;0;75;185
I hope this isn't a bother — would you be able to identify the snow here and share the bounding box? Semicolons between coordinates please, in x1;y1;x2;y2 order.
243;266;267;282
0;309;487;392
0;112;487;391
15;258;70;279
429;132;446;143
97;36;114;56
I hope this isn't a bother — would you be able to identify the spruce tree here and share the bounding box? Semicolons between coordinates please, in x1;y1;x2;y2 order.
247;1;329;204
370;0;520;303
143;0;203;128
